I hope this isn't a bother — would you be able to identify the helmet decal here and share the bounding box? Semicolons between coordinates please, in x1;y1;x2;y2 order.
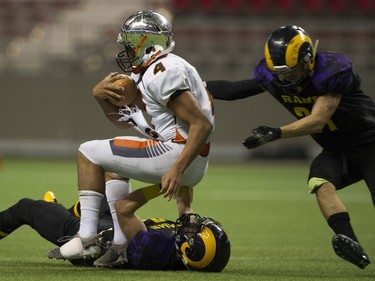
264;42;274;70
180;226;217;268
285;34;313;68
175;213;231;272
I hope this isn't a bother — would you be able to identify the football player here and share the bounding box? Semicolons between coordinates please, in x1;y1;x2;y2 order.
206;25;373;269
48;10;214;267
0;190;178;269
0;192;230;271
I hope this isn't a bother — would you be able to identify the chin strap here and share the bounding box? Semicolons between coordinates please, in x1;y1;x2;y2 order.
118;105;167;141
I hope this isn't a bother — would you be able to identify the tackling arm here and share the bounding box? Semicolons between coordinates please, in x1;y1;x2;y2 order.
280;93;341;138
206;79;264;100
243;93;341;149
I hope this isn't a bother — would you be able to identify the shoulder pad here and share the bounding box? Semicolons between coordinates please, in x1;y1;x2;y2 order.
254;59;274;86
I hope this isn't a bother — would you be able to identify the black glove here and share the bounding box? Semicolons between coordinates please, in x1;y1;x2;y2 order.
242;126;281;149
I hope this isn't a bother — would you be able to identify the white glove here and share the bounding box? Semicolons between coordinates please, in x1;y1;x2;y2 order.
118;105;166;141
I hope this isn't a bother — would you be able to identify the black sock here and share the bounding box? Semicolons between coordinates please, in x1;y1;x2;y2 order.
327;212;358;242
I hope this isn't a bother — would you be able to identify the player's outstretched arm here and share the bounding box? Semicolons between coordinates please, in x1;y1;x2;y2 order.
206;79;264;101
243;94;342;149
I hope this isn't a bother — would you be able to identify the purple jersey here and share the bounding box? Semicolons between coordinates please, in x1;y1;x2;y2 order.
254;52;375;149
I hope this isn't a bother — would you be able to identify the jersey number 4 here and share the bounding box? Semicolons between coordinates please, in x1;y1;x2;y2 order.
153;62;166;75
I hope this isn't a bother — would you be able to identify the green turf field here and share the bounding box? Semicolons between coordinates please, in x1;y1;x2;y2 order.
0;158;374;280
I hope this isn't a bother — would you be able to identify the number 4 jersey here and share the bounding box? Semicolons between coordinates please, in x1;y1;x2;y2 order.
131;53;215;144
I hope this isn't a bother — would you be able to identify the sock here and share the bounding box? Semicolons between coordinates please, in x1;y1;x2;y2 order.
78;190;104;238
327;212;358;242
105;179;131;245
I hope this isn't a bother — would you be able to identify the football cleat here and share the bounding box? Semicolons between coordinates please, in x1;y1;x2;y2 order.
332;234;371;269
43;191;58;203
47;247;65;259
93;242;128;268
47;234;100;260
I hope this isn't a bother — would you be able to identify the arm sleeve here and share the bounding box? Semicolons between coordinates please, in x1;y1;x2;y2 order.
206;79;264;101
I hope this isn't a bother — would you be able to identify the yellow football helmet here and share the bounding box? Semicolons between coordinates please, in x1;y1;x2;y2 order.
265;25;316;84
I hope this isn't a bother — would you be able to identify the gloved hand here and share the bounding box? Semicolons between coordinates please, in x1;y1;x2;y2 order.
242;126;281;149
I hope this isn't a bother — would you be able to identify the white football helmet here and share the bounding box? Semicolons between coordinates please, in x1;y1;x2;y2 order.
116;10;175;73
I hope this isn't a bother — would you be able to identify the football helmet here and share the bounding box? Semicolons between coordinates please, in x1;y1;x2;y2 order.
265;25;316;85
175;213;231;272
116;10;175;74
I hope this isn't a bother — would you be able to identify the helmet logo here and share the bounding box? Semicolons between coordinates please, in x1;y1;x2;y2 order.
285;34;312;68
180;226;217;269
174;213;230;272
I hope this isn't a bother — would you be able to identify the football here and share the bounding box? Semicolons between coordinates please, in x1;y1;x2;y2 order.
109;75;138;107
